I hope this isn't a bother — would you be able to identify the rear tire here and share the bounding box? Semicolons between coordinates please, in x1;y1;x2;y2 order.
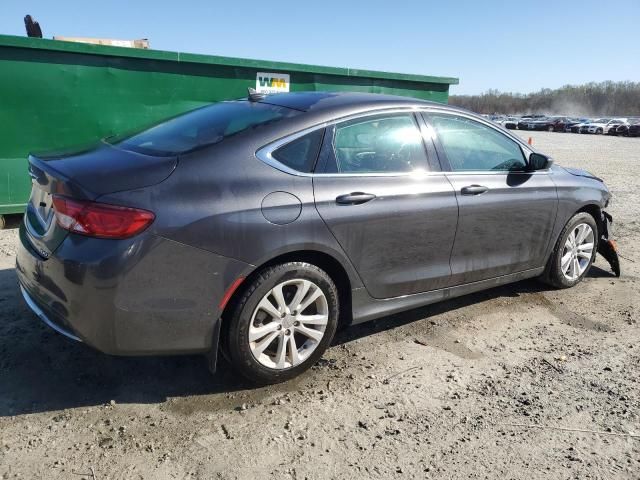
0;215;5;230
541;212;598;289
226;262;339;384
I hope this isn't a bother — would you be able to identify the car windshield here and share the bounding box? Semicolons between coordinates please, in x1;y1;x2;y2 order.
109;101;300;156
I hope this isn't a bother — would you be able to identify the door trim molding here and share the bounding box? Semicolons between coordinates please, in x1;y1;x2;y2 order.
350;266;545;324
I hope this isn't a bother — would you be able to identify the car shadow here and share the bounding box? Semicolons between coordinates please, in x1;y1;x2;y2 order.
585;264;618;278
0;265;254;417
0;264;616;417
1;214;23;229
332;278;549;346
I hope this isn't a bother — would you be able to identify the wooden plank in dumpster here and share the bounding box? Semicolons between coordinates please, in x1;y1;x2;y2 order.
52;36;150;49
0;34;458;216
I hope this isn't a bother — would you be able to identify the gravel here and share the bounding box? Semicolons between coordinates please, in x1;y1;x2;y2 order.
0;131;638;479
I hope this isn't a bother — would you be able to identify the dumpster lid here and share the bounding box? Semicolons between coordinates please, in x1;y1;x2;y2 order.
0;34;459;86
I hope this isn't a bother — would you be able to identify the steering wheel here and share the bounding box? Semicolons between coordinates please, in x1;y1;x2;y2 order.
387;142;416;171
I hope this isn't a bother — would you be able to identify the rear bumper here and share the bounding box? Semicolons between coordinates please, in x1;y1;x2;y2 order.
16;222;251;355
20;285;82;343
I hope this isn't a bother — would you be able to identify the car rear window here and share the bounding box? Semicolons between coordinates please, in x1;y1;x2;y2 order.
110;101;299;156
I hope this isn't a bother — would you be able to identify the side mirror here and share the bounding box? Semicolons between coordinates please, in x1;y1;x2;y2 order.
528;152;553;171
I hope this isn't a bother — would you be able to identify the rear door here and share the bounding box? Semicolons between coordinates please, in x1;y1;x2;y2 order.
424;112;558;285
313;112;458;299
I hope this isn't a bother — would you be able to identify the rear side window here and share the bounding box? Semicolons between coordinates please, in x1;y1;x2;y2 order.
331;114;429;173
111;101;299;156
272;129;324;173
428;114;527;171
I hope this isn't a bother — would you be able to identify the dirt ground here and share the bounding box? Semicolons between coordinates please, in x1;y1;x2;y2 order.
1;131;638;479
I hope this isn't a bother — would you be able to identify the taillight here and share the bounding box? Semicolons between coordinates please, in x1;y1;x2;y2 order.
52;196;155;239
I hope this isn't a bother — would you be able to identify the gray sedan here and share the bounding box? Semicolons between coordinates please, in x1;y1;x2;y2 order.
17;92;619;384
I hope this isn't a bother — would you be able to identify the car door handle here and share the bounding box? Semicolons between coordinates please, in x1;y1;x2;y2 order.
335;192;377;205
460;185;489;196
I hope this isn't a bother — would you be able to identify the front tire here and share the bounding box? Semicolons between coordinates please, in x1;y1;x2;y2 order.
226;262;339;384
541;212;598;289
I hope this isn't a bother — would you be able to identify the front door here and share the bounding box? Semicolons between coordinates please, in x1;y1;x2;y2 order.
313;112;459;299
424;112;558;285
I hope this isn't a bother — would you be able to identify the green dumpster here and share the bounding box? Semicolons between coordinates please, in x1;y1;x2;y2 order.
0;34;458;222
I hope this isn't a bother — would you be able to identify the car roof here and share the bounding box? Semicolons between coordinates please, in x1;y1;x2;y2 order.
255;91;471;117
233;91;531;152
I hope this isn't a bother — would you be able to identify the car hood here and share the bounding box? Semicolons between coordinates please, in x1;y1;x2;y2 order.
562;166;603;182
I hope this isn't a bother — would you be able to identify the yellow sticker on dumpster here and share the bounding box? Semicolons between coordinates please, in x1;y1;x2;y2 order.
256;72;290;93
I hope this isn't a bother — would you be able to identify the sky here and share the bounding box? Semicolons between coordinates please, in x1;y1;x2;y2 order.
2;0;639;95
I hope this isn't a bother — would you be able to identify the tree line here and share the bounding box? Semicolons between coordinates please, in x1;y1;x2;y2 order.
449;81;640;116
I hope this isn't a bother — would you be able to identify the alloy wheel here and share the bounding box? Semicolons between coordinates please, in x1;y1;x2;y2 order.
248;279;329;369
561;223;595;281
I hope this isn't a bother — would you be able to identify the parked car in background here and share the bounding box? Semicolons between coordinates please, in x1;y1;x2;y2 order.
549;117;574;132
502;117;519;129
605;119;629;135
565;118;590;133
544;117;572;132
598;119;626;135
570;119;600;133
622;118;640;137
584;118;613;134
493;116;518;130
518;116;568;131
612;118;640;136
16;91;619;384
517;118;535;130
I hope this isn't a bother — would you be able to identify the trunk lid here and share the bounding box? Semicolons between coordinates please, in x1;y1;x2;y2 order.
24;142;177;257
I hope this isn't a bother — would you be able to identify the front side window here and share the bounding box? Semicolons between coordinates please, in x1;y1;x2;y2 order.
428;114;527;172
331;114;429;173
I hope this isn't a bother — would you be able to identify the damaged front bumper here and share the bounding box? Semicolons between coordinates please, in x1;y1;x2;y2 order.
597;211;621;277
